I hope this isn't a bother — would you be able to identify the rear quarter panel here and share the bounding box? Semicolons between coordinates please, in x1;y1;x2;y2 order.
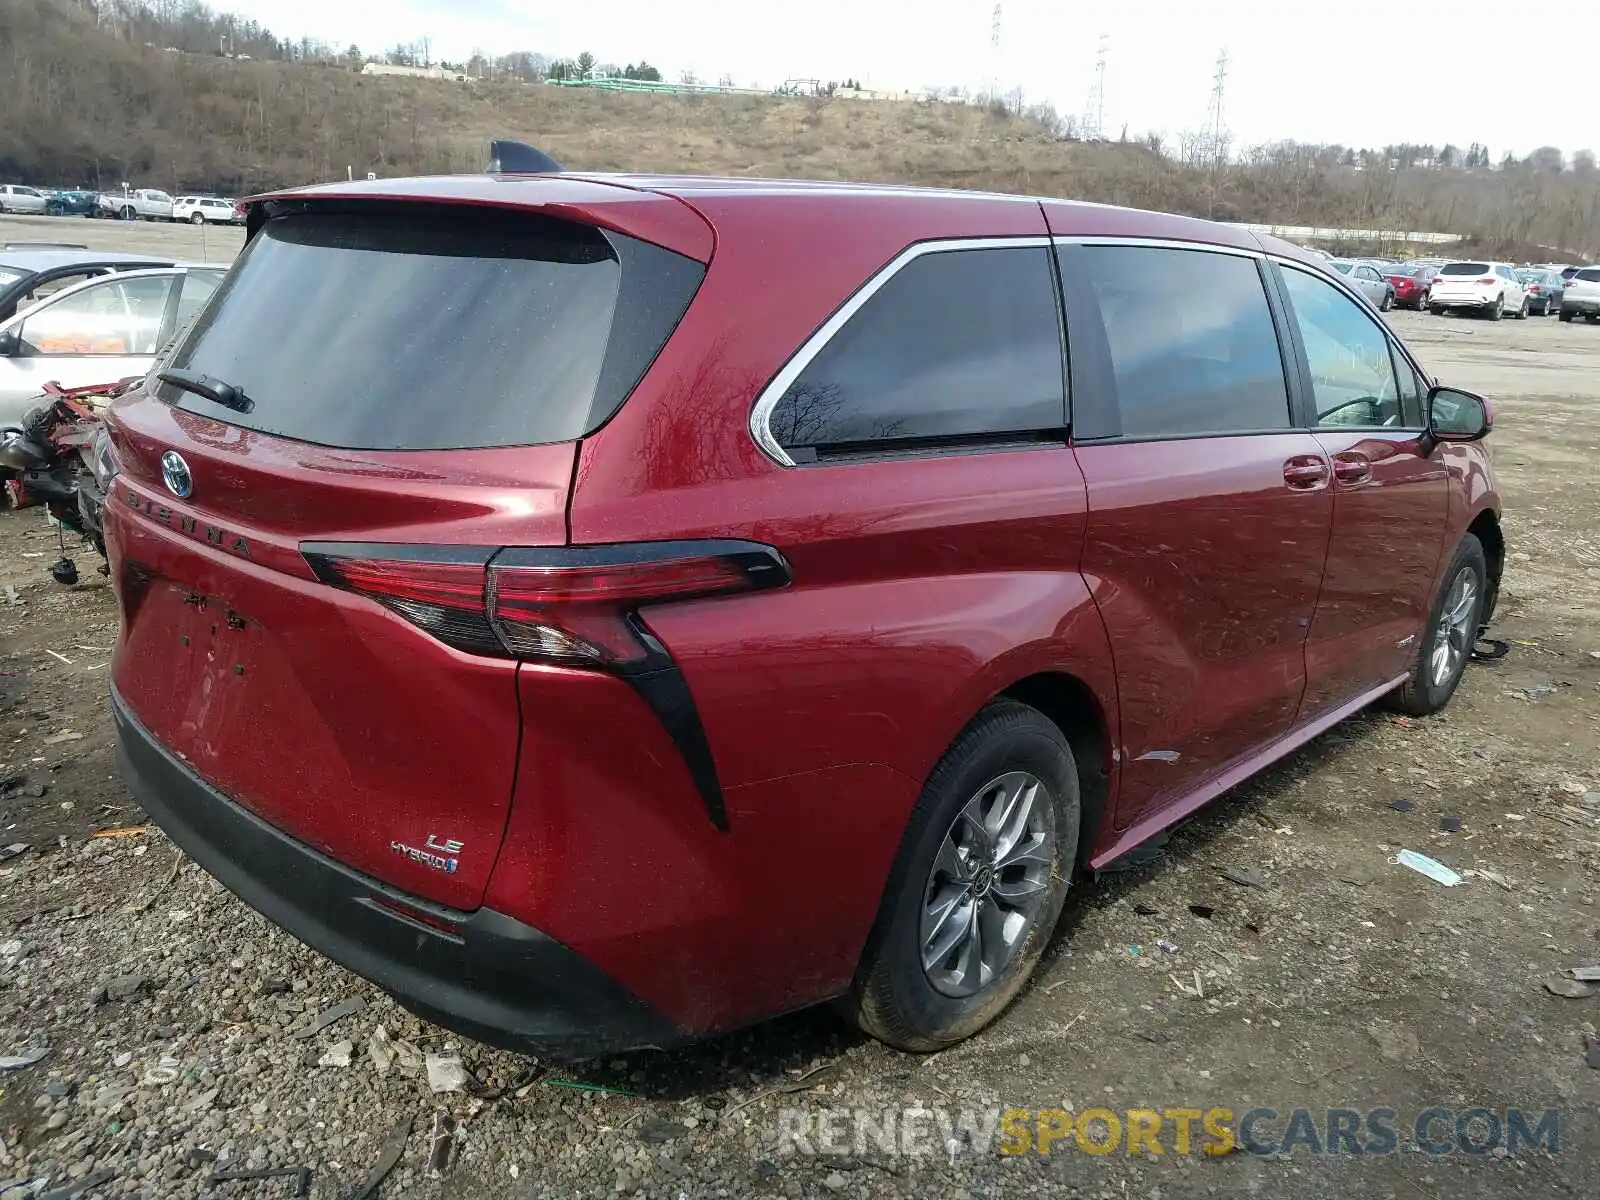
541;192;1123;1028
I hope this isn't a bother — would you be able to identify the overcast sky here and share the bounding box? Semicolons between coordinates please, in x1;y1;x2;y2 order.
220;0;1590;158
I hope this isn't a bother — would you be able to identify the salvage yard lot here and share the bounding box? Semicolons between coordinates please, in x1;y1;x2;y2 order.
1;214;1598;1199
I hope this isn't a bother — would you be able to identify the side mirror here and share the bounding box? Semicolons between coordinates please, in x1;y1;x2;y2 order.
1427;385;1492;442
0;329;18;357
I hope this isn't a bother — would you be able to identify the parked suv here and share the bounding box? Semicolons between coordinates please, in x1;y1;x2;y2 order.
1428;260;1527;318
105;176;1503;1060
1559;266;1600;322
173;196;240;225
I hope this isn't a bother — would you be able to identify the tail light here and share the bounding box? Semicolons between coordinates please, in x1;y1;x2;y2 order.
1478;276;1497;284
303;540;790;668
1529;285;1542;293
301;540;793;830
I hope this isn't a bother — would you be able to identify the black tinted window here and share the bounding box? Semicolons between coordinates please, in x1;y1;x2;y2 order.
767;246;1064;454
1576;269;1600;282
1071;245;1290;438
1440;262;1490;276
160;208;704;450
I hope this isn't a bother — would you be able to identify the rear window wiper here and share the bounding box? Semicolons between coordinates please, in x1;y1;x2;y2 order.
158;368;253;414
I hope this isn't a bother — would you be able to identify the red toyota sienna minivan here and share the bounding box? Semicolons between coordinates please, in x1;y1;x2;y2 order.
105;172;1502;1060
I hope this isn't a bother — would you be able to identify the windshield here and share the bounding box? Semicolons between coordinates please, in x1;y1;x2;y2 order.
159;207;705;451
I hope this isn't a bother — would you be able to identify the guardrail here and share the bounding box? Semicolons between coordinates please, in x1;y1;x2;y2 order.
1232;223;1464;245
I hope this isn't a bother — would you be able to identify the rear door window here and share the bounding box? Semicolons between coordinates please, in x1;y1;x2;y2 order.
159;207;705;450
765;245;1066;458
1575;269;1600;282
19;275;174;356
1062;244;1291;440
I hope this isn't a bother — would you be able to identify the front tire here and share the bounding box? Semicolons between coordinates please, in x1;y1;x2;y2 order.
1387;534;1487;716
847;700;1079;1052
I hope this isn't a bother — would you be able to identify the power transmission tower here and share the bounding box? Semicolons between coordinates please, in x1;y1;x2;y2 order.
1082;33;1108;141
1204;48;1229;167
988;3;1003;107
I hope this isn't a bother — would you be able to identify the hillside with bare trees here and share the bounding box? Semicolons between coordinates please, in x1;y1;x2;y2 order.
3;0;1598;256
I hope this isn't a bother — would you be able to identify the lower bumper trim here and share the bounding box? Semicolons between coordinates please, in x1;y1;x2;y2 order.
111;688;686;1061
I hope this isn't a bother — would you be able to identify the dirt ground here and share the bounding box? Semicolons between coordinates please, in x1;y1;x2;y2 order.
0;216;1597;1198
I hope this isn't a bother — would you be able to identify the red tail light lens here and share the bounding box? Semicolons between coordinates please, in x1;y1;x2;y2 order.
490;555;757;665
1478;276;1497;284
304;541;790;668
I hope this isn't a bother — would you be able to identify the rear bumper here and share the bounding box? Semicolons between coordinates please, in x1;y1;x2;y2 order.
1561;298;1600;314
112;688;685;1061
1431;294;1496;308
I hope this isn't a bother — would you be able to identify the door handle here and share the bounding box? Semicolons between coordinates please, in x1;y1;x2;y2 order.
1283;456;1330;490
1332;453;1372;484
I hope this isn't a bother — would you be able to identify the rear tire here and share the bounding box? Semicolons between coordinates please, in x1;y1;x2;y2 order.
1559;308;1574;323
190;212;205;225
1489;295;1504;320
1386;535;1487;717
1380;290;1393;311
847;700;1079;1052
1429;304;1446;316
1515;298;1528;319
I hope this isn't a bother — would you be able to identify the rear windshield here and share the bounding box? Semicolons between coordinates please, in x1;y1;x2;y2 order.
1577;268;1600;282
1439;263;1490;276
158;206;705;450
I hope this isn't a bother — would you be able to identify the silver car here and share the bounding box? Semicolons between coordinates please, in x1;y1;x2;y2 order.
0;265;226;424
0;185;50;216
1328;259;1397;310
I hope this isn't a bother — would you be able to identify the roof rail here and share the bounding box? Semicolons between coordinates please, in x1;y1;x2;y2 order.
487;140;565;174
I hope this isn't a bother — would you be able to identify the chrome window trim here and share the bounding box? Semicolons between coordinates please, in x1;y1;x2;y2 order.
748;236;1053;467
1052;235;1265;260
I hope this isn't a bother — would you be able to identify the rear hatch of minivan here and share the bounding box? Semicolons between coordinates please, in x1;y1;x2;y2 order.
106;184;711;909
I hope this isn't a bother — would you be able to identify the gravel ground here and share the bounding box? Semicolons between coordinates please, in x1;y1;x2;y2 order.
0;227;1597;1198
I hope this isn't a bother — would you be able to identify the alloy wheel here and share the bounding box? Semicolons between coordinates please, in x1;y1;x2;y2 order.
920;771;1057;999
1429;566;1478;689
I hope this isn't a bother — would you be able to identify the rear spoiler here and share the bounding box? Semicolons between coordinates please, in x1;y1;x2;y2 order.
243;139;568;241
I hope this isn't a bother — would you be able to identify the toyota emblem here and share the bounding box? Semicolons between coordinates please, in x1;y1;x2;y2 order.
160;450;192;499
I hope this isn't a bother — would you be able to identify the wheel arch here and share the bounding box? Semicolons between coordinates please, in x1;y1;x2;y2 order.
1467;507;1504;625
999;671;1116;872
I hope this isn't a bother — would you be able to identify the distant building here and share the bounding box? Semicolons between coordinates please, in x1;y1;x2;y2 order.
361;63;467;82
836;85;918;102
